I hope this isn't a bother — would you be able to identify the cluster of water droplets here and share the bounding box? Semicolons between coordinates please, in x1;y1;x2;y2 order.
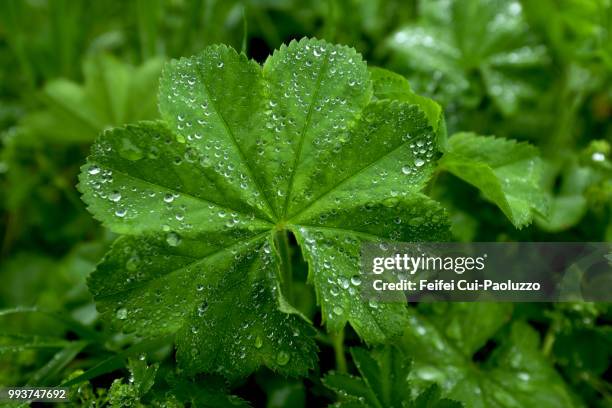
85;145;264;244
179;241;313;376
298;227;391;324
160;50;272;216
401;131;436;176
262;39;369;212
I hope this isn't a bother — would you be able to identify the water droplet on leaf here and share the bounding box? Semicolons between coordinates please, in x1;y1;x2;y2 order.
119;138;144;161
254;336;263;349
166;232;182;247
116;308;128;320
276;351;290;365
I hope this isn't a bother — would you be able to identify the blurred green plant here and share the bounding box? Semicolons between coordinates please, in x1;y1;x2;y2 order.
22;55;163;144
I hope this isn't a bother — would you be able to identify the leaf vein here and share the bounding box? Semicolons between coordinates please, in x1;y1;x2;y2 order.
281;51;330;217
92;164;273;226
289;133;424;221
95;232;270;301
194;64;279;220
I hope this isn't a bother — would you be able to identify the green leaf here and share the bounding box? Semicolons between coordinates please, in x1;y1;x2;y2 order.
323;346;462;408
536;146;609;232
520;0;612;66
22;54;163;143
385;0;549;115
439;132;547;228
60;336;172;387
160;375;250;408
108;358;158;407
0;333;72;354
89;233;317;379
411;385;463;408
79;38;450;378
400;304;583;408
293;193;449;341
0;307;100;341
28;341;87;386
369;66;447;149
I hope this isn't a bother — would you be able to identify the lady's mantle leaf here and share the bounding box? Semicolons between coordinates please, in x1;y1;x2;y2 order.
23;55;162;143
79;38;450;378
107;358;158;406
385;0;548;115
89;233;316;379
323;346;462;408
400;304;583;408
369;67;447;150
439;132;548;228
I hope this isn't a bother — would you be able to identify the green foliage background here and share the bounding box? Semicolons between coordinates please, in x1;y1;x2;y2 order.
0;0;610;407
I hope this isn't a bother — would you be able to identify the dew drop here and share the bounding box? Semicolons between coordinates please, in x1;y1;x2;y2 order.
276;351;290;366
126;256;139;271
414;158;425;167
383;197;398;207
148;147;160;159
116;308;128;320
254;335;263;349
119;138;144;161
88;165;101;175
518;372;530;381
197;301;208;316
109;191;122;202
166;232;182;247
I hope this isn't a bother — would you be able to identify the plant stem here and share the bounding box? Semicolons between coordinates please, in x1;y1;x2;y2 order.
276;230;293;302
314;329;333;346
331;328;347;373
542;318;559;357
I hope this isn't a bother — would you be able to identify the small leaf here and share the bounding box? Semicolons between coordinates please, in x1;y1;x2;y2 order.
400;304;583;408
439;132;548;228
22;55;162;143
369;67;447;149
323;372;375;406
127;358;158;396
107;358;158;407
385;0;548;115
410;385;462;408
162;375;250;407
323;345;463;408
